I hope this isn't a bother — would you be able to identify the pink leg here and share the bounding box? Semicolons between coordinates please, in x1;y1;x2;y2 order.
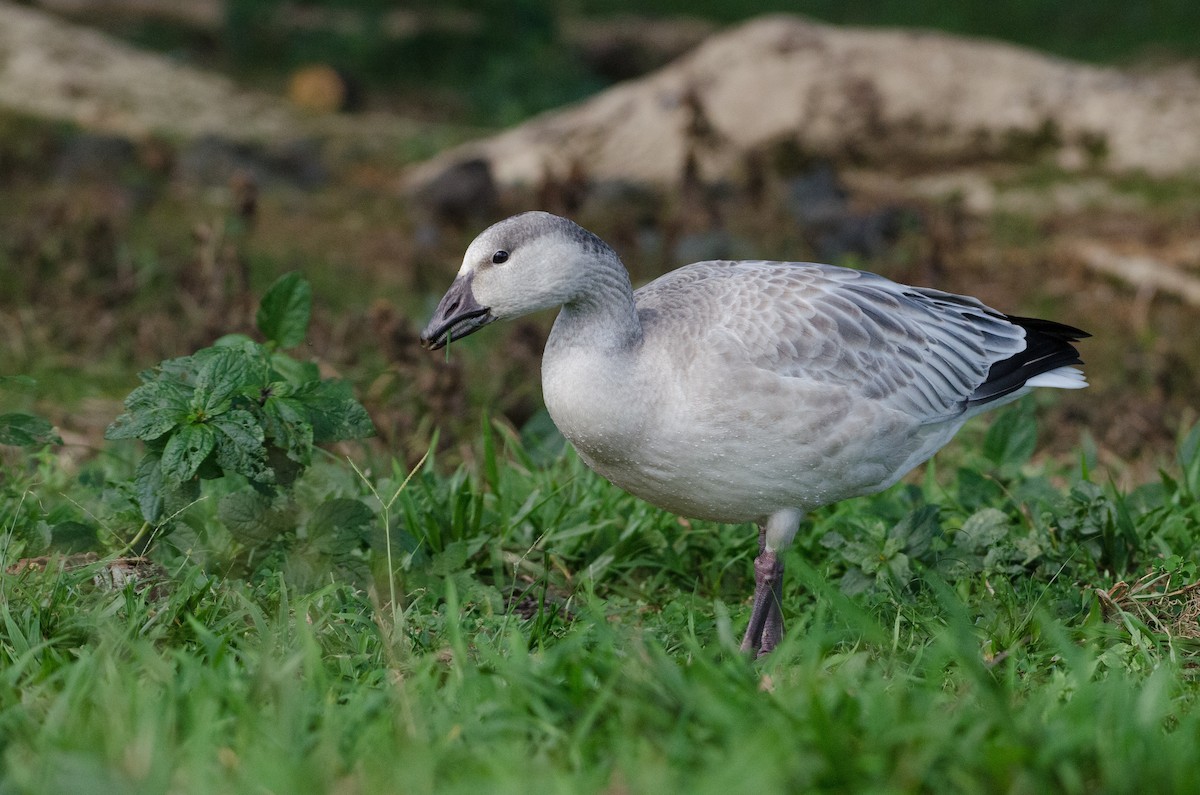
739;524;786;657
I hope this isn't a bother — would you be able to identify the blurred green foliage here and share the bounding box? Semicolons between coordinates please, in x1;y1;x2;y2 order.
579;0;1200;62
220;0;603;124
104;0;1200;127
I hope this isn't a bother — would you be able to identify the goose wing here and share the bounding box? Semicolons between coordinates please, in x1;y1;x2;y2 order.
634;261;1086;424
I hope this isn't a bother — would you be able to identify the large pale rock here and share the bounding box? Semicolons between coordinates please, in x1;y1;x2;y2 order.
0;2;300;139
404;15;1200;190
0;1;418;146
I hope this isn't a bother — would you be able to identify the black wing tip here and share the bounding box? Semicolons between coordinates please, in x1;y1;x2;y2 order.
1002;314;1091;342
968;314;1089;406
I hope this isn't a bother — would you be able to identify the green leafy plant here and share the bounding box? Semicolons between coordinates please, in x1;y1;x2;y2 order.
821;504;943;595
0;376;61;447
105;272;375;560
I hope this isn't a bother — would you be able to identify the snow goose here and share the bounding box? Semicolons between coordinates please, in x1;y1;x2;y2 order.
421;211;1088;657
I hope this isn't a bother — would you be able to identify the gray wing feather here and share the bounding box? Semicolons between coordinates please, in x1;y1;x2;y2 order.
634;261;1026;423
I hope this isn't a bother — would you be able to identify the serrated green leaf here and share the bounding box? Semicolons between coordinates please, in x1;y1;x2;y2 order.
889;505;940;557
201;338;273;384
154;352;202;382
0;412;61;446
264;380;297;399
325;399;374;442
955;508;1012;552
213;333;257;348
193;347;254;415
106;379;191;441
308;498;374;558
257;272;312;349
269;352;320;386
106;409;175;442
262;397;315;465
839;568;875;596
886;551;912;582
218;490;288;545
820;530;847;549
161;423;216;484
135;453;165;523
293;379;375;442
1011;534;1044;564
262;446;302;489
212;409;272;483
309;498;375;536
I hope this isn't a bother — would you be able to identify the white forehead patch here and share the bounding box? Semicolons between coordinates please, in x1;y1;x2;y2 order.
457;235;491;277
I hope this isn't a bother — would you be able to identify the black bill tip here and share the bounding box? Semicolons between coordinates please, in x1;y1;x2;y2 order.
420;306;493;350
420;274;493;350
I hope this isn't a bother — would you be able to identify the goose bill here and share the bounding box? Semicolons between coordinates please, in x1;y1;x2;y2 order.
420;276;494;350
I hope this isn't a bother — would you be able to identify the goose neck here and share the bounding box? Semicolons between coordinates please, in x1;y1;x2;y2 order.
558;261;642;349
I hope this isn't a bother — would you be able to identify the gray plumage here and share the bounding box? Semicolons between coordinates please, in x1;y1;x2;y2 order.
421;211;1088;656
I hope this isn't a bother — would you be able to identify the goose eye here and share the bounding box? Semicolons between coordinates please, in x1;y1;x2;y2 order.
491;250;509;264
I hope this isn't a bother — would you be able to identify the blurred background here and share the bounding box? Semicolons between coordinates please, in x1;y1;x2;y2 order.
2;0;1199;483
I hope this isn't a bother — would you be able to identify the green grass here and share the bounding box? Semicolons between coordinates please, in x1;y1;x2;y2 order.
4;411;1200;793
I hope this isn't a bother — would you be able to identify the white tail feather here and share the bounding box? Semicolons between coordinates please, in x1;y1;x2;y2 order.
1025;366;1088;390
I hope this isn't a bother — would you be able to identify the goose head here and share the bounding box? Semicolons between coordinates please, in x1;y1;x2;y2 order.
420;212;617;350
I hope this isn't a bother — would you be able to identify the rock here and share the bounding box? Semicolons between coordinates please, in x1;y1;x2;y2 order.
404;15;1200;193
0;1;301;140
415;158;498;226
0;2;427;152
